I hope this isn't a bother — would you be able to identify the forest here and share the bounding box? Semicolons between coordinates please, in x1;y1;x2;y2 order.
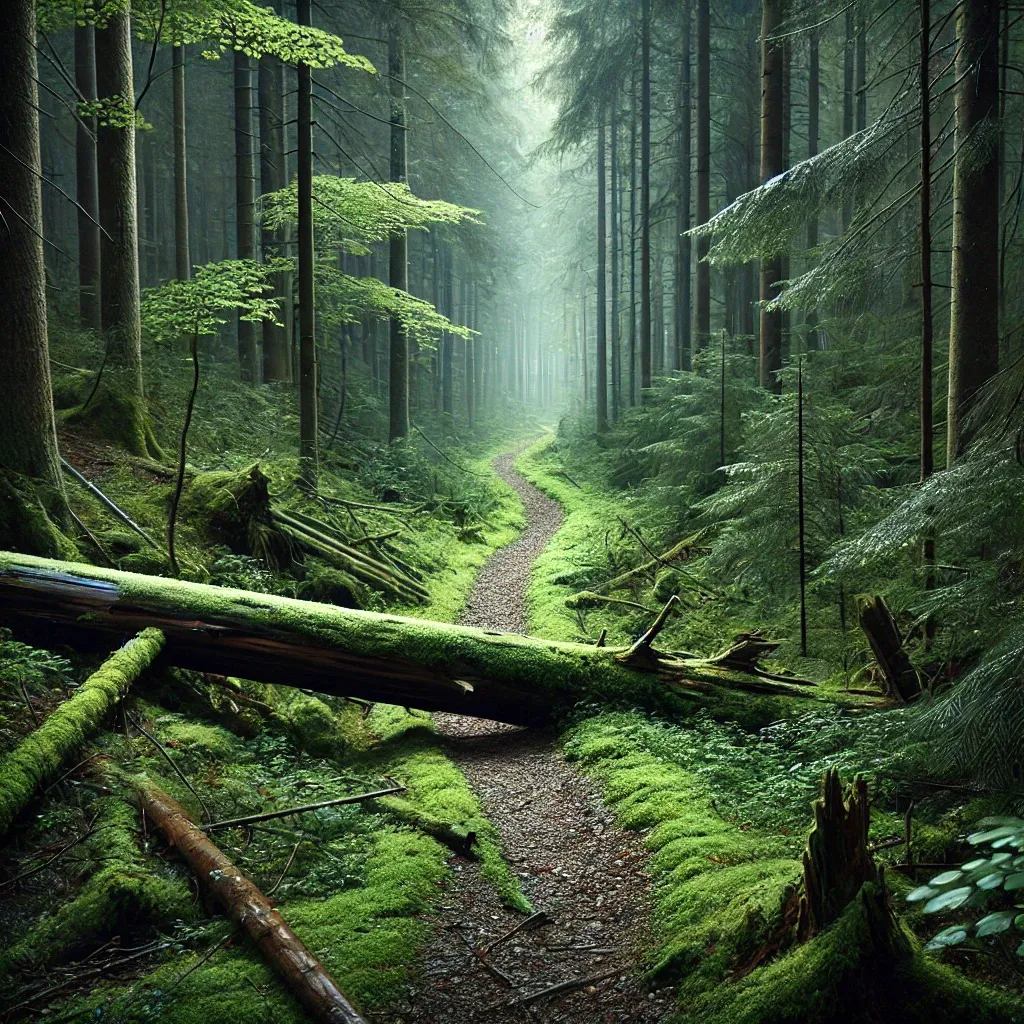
1;0;1024;1020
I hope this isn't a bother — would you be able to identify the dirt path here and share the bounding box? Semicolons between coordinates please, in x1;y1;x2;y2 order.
399;451;668;1023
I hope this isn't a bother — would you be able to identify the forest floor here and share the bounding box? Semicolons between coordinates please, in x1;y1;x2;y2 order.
402;450;669;1023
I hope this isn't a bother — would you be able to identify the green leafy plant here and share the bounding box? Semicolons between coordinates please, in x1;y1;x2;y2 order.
908;817;1024;955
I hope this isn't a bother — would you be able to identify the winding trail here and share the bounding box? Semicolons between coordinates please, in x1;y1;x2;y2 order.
401;451;667;1023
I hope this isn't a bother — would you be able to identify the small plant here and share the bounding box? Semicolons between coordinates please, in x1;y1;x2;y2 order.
908;817;1024;955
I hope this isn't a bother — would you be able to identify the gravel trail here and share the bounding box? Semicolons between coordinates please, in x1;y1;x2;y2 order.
398;450;666;1024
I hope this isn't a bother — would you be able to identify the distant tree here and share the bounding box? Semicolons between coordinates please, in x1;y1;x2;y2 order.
75;25;101;329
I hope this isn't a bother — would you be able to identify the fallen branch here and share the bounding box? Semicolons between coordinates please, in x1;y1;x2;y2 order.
60;458;162;551
0;554;820;727
512;967;620;1007
0;628;165;836
129;775;368;1024
128;712;212;823
200;784;405;832
481;910;552;956
589;532;708;596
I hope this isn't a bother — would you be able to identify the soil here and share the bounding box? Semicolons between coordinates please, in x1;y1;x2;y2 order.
396;451;668;1023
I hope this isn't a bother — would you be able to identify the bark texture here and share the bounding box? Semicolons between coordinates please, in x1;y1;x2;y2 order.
0;0;67;529
132;776;368;1024
75;25;101;327
947;0;1000;464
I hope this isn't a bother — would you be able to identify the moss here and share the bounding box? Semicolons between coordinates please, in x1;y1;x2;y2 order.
270;687;349;759
0;628;165;835
64;376;162;459
158;718;242;762
118;548;171;574
0;472;78;560
563;713;798;984
297;565;367;608
51;368;95;410
0;794;195;973
361;705;531;912
682;882;1022;1023
63;826;449;1023
95;529;144;555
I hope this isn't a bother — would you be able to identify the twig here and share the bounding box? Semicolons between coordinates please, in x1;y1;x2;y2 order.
595;629;608;648
621;596;681;662
168;932;234;991
0;821;109;889
67;506;116;566
200;785;405;832
128;713;213;823
512;967;620;1007
266;840;302;897
481;910;552;957
413;425;489;477
61;458;162;550
450;926;517;989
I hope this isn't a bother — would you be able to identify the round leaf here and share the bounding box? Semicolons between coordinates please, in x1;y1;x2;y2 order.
923;887;973;914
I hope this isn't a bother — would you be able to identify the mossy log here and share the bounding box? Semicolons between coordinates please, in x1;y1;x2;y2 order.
130;775;368;1024
0;627;165;836
0;553;820;727
587;532;708;596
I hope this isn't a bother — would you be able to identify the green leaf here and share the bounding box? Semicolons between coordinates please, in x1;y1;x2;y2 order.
1004;873;1024;891
923;887;973;913
976;911;1016;937
929;870;964;887
968;826;1021;845
924;925;968;951
962;858;988;872
907;885;938;903
977;873;1006;890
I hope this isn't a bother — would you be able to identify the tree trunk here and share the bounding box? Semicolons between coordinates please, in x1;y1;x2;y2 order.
75;25;101;328
842;6;855;230
596;112;609;433
947;0;1000;464
610;103;621;419
759;0;785;392
0;628;164;837
629;70;638;404
442;241;454;419
676;0;693;372
388;26;410;441
695;0;711;346
131;776;368;1024
640;0;652;395
296;0;317;488
920;0;933;482
805;29;820;350
172;45;190;281
235;50;258;382
0;0;68;546
93;10;150;455
259;31;290;382
0;553;820;729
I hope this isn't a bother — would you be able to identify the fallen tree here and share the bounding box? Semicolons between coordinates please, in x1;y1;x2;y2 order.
0;552;822;727
126;772;368;1024
0;627;165;835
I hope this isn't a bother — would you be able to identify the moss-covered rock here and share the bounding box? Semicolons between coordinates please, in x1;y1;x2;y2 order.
298;565;367;608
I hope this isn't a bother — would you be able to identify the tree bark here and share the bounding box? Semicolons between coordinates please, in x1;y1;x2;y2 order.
695;0;711;346
676;1;693;372
130;776;368;1024
805;29;820;350
296;0;318;488
610;103;621;418
759;0;785;392
0;628;164;836
0;0;68;531
259;30;290;382
75;25;101;328
947;0;1000;464
235;50;258;382
0;553;820;729
94;10;149;454
629;70;638;404
920;0;933;482
640;0;653;395
596;112;609;433
172;45;190;281
442;241;454;419
388;25;410;441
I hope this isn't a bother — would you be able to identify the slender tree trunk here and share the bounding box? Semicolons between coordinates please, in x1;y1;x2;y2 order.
695;0;711;345
235;51;257;382
296;0;318;488
0;0;68;543
947;0;1000;464
629;70;638;405
75;26;101;328
172;45;190;281
842;6;855;230
759;0;785;392
610;102;621;419
597;113;609;433
259;32;290;382
805;30;820;350
855;5;867;133
388;26;410;441
467;279;477;429
442;242;454;419
93;10;150;455
676;0;693;371
920;0;933;483
640;0;653;394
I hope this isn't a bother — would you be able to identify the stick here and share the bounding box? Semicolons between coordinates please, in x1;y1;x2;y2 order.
128;712;212;824
621;596;680;663
512;967;620;1007
200;784;405;832
60;458;162;551
66;506;116;567
481;910;552;956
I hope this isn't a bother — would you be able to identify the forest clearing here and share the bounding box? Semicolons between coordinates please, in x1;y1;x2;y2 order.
2;0;1024;1020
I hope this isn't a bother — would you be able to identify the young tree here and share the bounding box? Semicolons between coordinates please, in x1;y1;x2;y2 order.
947;0;1000;463
172;44;190;281
675;0;693;371
597;111;609;433
640;0;652;394
75;25;101;328
0;0;69;554
695;0;711;345
235;50;258;382
388;19;410;441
